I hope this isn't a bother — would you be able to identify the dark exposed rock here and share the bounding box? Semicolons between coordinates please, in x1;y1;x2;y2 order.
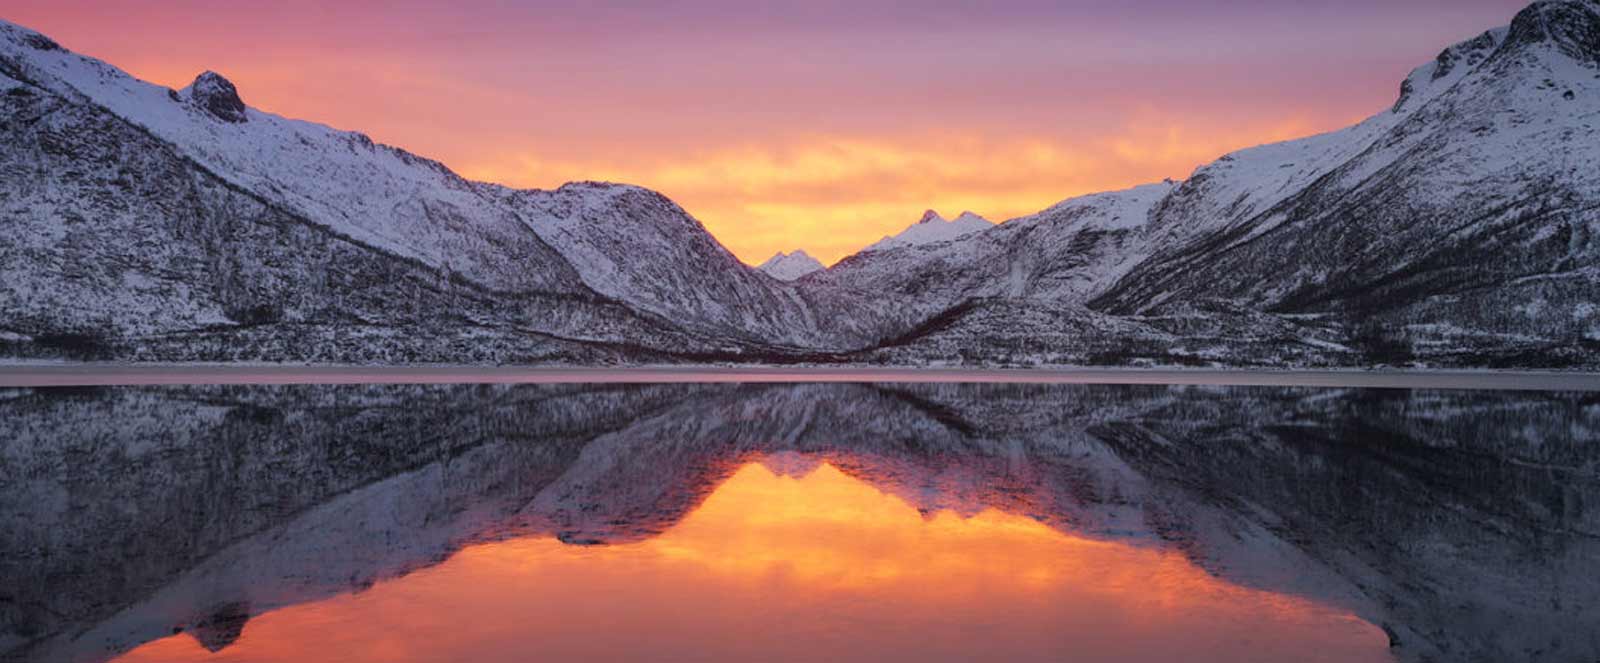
1392;77;1417;112
189;602;251;652
187;70;247;123
1504;0;1600;64
1432;30;1500;81
20;33;59;51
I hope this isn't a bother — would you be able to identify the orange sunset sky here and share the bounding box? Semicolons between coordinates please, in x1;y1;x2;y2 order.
6;1;1526;264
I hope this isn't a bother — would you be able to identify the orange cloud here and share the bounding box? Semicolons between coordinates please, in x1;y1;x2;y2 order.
459;112;1345;265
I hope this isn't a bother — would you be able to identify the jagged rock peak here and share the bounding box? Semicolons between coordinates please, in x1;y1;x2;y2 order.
188;71;247;123
1506;0;1600;64
1432;30;1502;81
758;249;825;281
1392;1;1599;113
917;209;946;224
1394;28;1507;112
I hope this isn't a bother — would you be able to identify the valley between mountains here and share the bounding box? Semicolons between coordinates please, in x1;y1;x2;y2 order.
3;0;1599;368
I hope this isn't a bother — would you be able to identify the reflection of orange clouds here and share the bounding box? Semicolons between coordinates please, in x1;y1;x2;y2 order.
115;461;1388;663
459;116;1338;265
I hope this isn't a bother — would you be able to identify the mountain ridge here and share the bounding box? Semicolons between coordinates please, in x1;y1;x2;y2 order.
862;208;995;253
2;2;1597;368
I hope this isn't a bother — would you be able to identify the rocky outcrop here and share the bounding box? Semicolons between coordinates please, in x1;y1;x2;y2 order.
185;71;246;123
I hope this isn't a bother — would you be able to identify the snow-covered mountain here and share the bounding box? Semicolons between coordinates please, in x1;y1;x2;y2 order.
864;209;994;253
0;19;894;360
1093;2;1600;360
757;250;825;281
821;0;1600;368
811;183;1178;328
2;1;1598;368
475;183;877;348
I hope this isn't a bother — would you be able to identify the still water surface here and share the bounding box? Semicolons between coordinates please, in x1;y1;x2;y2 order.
113;462;1386;663
1;378;1595;662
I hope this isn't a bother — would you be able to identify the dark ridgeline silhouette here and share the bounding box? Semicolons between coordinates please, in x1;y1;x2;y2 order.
0;382;1595;662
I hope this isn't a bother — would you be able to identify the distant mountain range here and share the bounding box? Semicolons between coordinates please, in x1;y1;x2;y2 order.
757;250;824;281
863;209;995;253
2;0;1598;368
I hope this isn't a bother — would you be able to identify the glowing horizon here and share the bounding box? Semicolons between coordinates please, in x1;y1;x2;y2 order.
5;1;1526;264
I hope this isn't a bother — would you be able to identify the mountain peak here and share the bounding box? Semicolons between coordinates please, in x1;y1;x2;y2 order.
862;207;995;253
1505;0;1600;65
758;250;824;281
1391;0;1599;114
1392;26;1507;113
187;71;248;123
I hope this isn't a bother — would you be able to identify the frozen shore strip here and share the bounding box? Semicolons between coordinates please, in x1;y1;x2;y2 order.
1;364;1597;391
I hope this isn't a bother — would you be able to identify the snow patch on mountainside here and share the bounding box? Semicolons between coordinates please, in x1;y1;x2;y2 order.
1014;182;1176;232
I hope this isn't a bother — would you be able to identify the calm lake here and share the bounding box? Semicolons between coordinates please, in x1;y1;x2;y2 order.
2;373;1596;662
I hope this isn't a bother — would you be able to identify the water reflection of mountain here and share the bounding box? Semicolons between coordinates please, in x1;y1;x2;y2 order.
1;383;1595;663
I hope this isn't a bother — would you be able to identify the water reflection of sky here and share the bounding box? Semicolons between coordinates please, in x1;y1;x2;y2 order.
116;459;1390;663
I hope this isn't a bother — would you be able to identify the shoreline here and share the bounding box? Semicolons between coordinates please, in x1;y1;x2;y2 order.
1;363;1598;391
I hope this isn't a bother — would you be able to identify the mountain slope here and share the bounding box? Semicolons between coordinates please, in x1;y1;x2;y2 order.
0;27;586;294
1093;0;1600;363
